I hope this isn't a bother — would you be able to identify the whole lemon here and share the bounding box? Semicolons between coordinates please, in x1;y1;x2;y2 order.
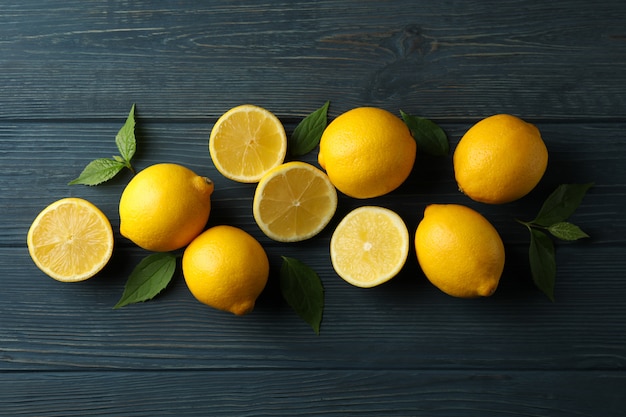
415;204;505;298
453;114;548;204
119;163;214;252
318;107;416;199
182;225;269;315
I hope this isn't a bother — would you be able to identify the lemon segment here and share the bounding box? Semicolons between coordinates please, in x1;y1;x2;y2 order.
253;161;338;242
27;198;114;282
330;206;409;288
209;104;287;183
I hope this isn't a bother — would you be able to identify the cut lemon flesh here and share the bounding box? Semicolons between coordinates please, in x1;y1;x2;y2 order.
330;206;409;288
209;104;287;183
253;161;338;242
27;198;114;282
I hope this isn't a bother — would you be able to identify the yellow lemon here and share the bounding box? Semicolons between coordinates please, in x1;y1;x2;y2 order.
318;107;416;199
27;198;114;282
453;114;548;204
330;206;409;288
415;204;505;298
119;163;214;252
253;161;338;242
182;225;269;315
209;104;287;183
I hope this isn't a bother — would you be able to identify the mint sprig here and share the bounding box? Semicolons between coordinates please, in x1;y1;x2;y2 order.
69;104;137;185
517;183;593;301
288;101;330;157
400;110;449;156
114;253;178;309
280;256;324;334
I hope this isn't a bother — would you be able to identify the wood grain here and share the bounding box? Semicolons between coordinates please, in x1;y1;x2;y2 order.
1;0;625;120
1;0;625;415
1;370;624;416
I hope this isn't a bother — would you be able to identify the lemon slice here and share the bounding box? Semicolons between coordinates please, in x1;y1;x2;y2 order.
27;198;114;282
209;104;287;183
253;161;338;242
330;206;409;288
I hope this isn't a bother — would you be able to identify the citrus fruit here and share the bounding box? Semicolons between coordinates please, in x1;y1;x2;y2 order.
453;114;548;204
318;107;416;199
182;225;269;315
253;161;338;242
330;206;409;288
415;204;505;298
119;163;214;252
27;197;114;282
209;104;287;183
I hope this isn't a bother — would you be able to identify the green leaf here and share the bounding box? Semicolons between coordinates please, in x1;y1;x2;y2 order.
533;183;594;226
116;103;137;163
547;222;589;241
289;101;330;156
68;158;126;186
400;110;449;156
528;228;556;302
113;253;177;309
280;256;324;334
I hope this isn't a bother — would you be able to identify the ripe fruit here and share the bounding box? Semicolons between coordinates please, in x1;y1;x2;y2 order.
27;198;114;282
119;163;214;252
209;104;287;183
415;204;505;298
182;225;269;315
453;114;548;204
253;161;338;242
318;107;416;199
330;206;409;288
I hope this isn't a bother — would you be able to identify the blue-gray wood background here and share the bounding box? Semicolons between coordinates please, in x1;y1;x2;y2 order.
1;1;625;415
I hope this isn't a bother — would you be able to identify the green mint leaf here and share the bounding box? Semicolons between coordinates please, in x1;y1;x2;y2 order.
533;183;594;226
528;228;556;302
280;256;324;334
70;104;138;185
400;110;449;156
115;103;137;163
289;101;330;156
68;158;126;186
113;253;177;309
548;222;590;241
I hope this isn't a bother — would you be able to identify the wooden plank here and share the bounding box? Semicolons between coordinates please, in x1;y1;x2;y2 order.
2;1;626;415
2;118;624;371
1;121;624;244
1;0;625;120
0;370;624;416
2;243;625;371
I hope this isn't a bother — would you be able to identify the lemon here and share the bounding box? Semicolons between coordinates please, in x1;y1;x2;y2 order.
253;161;338;242
453;114;548;204
415;204;505;298
330;206;409;288
318;107;416;199
27;198;114;282
209;104;287;183
182;225;269;315
119;163;214;252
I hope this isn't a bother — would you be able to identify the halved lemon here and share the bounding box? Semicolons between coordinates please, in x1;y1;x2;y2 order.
253;161;338;242
209;104;287;183
27;198;114;282
330;206;409;288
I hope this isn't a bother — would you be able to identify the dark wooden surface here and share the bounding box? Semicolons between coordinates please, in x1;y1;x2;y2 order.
2;1;625;415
